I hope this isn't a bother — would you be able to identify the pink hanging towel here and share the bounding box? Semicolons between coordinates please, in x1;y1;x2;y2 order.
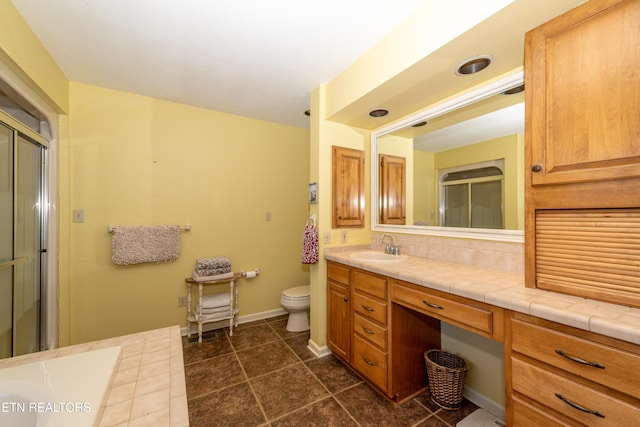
301;224;319;264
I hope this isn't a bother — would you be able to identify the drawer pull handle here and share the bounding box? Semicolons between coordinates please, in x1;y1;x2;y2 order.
362;326;375;335
362;355;376;366
422;300;444;310
361;304;374;312
554;393;605;418
555;349;605;369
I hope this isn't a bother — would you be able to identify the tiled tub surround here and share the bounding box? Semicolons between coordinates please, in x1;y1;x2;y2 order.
325;244;640;346
0;325;189;427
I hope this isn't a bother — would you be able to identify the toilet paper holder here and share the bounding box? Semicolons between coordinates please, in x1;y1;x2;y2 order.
240;268;260;278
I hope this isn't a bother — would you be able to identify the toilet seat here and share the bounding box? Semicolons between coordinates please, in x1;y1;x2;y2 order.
281;285;310;300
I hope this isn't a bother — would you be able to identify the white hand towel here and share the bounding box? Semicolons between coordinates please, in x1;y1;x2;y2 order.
196;311;232;322
200;293;231;309
195;305;230;314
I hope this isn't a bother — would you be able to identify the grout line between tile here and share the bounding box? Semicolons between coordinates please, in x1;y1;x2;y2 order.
229;325;270;425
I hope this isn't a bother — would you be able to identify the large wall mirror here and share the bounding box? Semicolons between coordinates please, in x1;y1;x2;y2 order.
372;72;525;242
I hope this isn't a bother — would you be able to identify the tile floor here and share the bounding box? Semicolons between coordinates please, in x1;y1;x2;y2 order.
182;315;480;426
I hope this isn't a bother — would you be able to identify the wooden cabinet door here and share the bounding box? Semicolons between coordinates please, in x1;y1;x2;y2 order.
379;154;406;225
327;280;351;361
332;146;365;228
526;0;640;186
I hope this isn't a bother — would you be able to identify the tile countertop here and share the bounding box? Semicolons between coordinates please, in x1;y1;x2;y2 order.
325;247;640;346
0;325;189;427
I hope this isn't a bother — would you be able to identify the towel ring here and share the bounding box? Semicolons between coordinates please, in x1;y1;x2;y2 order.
306;215;316;227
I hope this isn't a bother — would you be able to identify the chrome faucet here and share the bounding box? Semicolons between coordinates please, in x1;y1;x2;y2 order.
379;234;400;255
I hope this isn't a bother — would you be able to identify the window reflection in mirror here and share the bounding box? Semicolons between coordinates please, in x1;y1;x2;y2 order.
374;74;525;238
440;161;504;229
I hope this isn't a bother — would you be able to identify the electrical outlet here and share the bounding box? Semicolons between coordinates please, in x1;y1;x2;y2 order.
178;296;186;307
265;211;272;222
323;231;331;244
340;230;348;243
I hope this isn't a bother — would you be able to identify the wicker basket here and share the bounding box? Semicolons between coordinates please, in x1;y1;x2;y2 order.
424;349;468;410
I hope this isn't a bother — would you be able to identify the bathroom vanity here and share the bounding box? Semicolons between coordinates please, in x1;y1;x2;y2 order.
325;250;640;426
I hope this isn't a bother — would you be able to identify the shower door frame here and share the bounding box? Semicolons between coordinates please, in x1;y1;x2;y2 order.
0;109;50;357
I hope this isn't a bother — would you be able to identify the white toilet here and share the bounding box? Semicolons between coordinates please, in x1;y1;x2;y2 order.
280;285;310;332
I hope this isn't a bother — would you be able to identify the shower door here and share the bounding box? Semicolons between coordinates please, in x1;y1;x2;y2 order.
0;120;46;358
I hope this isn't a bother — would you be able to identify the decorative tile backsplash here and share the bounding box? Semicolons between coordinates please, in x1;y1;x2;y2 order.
371;232;524;275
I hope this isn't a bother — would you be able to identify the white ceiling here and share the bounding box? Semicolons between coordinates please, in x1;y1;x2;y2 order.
414;102;524;152
11;0;427;129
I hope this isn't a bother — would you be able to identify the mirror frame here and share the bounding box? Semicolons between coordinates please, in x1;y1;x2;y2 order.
371;71;524;243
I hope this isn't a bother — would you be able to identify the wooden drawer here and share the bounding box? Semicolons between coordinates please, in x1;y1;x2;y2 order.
353;292;387;325
511;317;640;400
512;395;574;427
512;357;640;426
352;270;387;299
327;262;350;286
353;334;387;391
354;312;387;350
392;280;494;337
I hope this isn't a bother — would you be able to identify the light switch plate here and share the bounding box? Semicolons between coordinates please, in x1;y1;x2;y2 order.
72;209;84;223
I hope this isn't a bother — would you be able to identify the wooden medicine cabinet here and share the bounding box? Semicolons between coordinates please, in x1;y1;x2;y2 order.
332;146;365;228
379;154;406;225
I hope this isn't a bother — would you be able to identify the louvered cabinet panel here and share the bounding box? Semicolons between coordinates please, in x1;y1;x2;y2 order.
535;209;640;307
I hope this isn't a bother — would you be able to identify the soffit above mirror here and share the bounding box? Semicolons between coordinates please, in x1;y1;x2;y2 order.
326;0;585;130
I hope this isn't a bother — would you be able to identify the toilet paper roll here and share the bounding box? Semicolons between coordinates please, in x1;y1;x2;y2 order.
244;270;257;278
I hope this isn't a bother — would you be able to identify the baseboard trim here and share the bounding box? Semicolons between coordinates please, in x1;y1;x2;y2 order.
463;387;505;421
180;307;287;336
307;338;331;358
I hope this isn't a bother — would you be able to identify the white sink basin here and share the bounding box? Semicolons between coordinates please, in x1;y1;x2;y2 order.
349;251;408;263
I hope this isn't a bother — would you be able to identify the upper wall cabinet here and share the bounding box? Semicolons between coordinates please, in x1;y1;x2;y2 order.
525;0;640;307
526;0;640;186
332;146;365;228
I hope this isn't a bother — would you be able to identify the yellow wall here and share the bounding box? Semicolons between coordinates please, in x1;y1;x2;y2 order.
413;150;435;225
308;85;372;349
67;82;310;344
441;323;505;407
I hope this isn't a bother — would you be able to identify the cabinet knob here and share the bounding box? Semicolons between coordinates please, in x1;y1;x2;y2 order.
532;164;542;172
343;297;348;302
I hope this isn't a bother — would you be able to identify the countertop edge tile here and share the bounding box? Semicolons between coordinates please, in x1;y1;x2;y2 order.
589;310;640;346
325;247;639;345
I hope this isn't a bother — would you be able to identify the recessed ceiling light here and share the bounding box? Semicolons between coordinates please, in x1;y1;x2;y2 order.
369;109;389;117
502;84;525;95
455;55;493;75
411;121;428;127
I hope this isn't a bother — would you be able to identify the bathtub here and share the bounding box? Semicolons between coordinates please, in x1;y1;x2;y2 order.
0;346;121;427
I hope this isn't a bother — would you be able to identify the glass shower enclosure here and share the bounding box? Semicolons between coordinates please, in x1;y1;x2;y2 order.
0;120;47;358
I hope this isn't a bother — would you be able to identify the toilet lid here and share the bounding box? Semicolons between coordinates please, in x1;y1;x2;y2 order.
282;285;310;299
